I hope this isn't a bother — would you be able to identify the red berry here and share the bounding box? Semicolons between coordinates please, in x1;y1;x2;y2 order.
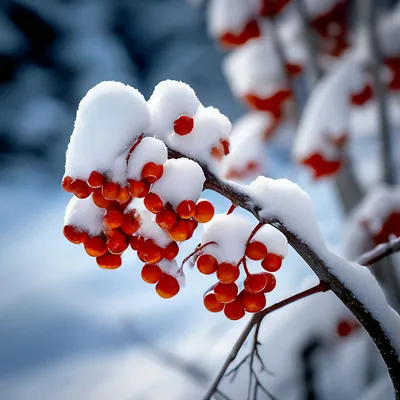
262;273;276;293
96;252;122;269
244;273;267;293
168;219;191;242
120;211;140;236
141;264;163;284
63;225;87;244
203;293;224;313
142;162;163;183
197;254;219;274
187;219;198;239
144;193;164;214
62;176;73;192
156;274;180;298
84;236;108;257
246;241;268;260
216;263;240;284
107;229;129;254
224;298;245;320
214;282;238;304
116;186;131;204
176;200;196;219
71;179;93;199
156;207;178;231
337;320;352;337
104;206;124;229
261;253;282;272
194;200;214;223
92;188;112;208
130;235;145;251
127;179;149;198
102;181;120;201
137;239;164;264
88;171;105;188
174;115;194;136
163;241;179;260
240;291;266;313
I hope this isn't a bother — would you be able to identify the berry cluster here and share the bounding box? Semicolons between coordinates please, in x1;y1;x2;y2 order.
62;81;229;300
198;218;288;320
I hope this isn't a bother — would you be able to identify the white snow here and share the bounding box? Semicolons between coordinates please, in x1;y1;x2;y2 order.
201;214;254;264
159;259;186;286
64;196;105;237
147;80;201;140
304;0;341;19
168;106;232;165
343;184;400;259
252;224;288;257
137;209;172;248
150;158;206;208
219;112;270;180
294;53;364;162
126;137;167;180
65;81;150;180
207;0;258;38
223;37;289;100
247;176;400;355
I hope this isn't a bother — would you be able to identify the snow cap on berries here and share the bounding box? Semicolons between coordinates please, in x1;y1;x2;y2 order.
147;80;201;140
137;209;173;248
207;0;258;39
151;158;206;208
251;224;288;257
127;137;168;180
169;106;232;164
64;196;105;236
201;214;253;264
65;81;150;180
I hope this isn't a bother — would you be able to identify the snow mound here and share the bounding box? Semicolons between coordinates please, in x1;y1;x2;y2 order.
147;80;201;140
252;224;288;257
151;158;206;208
137;209;172;248
65;81;150;180
127;137;168;180
169;106;231;165
64;196;105;237
201;214;253;263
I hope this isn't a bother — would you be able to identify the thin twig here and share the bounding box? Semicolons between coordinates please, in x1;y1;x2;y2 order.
201;282;329;400
357;236;400;266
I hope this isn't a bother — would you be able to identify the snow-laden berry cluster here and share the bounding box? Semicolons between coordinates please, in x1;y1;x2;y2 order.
197;215;288;320
62;80;229;299
62;80;289;317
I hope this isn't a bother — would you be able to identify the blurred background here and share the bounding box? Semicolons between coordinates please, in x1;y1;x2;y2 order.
0;0;398;399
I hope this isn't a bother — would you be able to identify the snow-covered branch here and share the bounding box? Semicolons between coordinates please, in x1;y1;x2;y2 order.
169;147;400;398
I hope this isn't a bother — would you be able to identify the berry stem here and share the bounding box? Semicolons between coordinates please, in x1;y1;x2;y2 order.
180;241;217;271
226;203;237;215
126;132;145;163
201;281;329;400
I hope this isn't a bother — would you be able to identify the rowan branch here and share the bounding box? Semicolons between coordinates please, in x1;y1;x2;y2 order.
168;148;400;399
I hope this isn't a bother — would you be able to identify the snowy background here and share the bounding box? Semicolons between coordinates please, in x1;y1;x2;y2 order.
0;1;394;399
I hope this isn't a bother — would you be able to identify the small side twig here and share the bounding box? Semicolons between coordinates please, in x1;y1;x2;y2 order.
357;236;400;266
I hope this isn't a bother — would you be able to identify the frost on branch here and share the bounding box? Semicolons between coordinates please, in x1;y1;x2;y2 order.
294;54;365;179
246;176;400;358
344;185;400;260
